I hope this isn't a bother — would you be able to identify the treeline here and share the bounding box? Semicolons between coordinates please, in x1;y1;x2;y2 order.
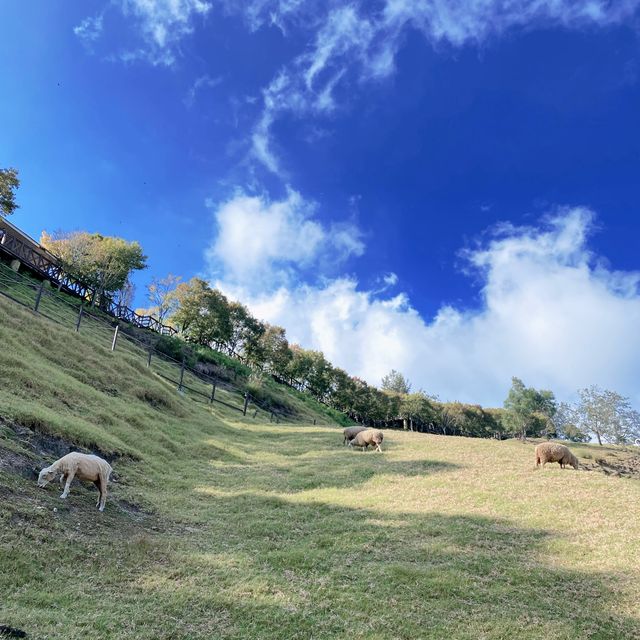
34;224;640;444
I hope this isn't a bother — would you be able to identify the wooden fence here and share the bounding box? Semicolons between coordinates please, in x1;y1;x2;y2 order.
0;219;175;336
0;262;283;423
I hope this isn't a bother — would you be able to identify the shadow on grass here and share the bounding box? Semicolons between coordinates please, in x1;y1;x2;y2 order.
201;448;459;494
140;496;640;640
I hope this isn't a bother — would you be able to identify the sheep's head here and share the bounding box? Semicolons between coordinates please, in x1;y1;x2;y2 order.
37;466;56;488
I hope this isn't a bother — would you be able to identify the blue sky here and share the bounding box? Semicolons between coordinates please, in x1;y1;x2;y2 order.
2;1;640;407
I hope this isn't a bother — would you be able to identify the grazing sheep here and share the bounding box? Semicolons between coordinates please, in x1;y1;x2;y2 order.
38;452;113;511
535;442;579;470
348;429;384;452
343;426;367;445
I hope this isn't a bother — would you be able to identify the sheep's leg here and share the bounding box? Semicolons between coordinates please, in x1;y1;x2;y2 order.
93;479;102;508
97;476;107;511
59;473;67;487
60;471;76;499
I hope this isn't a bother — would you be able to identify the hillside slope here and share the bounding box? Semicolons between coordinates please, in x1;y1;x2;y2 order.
1;294;640;639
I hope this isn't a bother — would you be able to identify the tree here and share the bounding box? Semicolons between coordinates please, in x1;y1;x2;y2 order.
575;386;640;445
503;377;557;440
40;231;147;303
381;369;412;394
259;324;292;377
227;302;265;361
0;168;20;216
169;278;232;349
552;402;588;442
146;274;181;323
400;392;431;431
114;279;136;308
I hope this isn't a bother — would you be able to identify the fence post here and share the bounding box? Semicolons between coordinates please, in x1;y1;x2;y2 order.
178;356;185;392
75;306;84;332
147;350;152;368
111;324;119;351
253;409;258;419
33;281;45;313
313;419;316;425
210;382;216;404
243;392;249;416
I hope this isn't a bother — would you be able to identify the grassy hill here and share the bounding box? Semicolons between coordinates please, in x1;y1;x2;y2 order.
1;293;640;639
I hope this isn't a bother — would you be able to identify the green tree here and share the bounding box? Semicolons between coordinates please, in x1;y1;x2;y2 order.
503;377;557;440
398;392;431;431
381;369;412;394
259;324;292;377
40;231;147;303
575;386;640;445
0;167;20;216
227;302;265;361
287;345;316;390
169;278;232;349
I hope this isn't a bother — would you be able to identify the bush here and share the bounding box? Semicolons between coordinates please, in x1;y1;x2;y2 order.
155;335;197;367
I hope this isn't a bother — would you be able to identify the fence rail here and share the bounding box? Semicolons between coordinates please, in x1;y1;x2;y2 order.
0;221;176;336
0;263;284;423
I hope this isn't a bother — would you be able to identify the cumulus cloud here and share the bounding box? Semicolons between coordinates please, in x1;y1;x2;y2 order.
249;0;640;172
206;189;364;287
212;208;640;408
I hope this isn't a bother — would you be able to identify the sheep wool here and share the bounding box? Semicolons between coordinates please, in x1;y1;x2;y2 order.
535;442;579;470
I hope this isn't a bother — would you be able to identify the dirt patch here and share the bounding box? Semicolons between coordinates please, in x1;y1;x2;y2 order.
0;418;149;519
581;452;640;479
0;418;126;464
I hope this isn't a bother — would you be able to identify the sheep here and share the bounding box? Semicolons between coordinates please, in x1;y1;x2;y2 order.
343;426;367;445
535;442;579;470
348;429;384;452
38;452;113;511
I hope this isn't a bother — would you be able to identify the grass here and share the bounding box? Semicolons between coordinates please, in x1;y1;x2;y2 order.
0;261;344;424
1;294;640;639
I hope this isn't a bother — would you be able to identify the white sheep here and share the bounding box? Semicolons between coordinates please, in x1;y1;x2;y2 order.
38;452;113;511
348;429;384;452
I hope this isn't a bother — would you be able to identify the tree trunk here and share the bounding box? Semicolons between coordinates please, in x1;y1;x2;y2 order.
403;418;408;430
596;430;602;446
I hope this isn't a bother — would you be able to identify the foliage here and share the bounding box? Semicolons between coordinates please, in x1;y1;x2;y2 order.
3;295;640;639
0;167;20;216
169;278;232;348
503;377;557;439
40;231;147;301
575;386;640;445
381;369;412;394
258;324;292;376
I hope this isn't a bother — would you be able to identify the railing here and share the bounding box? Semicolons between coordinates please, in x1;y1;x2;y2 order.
0;223;175;336
0;263;286;423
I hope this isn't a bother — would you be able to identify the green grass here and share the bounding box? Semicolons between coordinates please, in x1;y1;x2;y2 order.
1;294;640;639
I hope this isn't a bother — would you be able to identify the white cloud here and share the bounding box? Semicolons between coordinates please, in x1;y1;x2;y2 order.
383;272;398;287
127;0;211;65
94;0;212;66
205;189;364;288
249;0;640;172
184;74;224;107
212;208;640;409
74;14;104;48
